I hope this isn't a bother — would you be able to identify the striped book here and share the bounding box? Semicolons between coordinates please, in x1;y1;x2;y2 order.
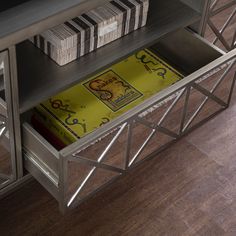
30;0;149;66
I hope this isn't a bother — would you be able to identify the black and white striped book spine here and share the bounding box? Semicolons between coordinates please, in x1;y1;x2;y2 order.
31;0;149;66
140;0;149;26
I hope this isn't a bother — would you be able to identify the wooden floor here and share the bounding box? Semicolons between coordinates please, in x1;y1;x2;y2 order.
0;3;236;236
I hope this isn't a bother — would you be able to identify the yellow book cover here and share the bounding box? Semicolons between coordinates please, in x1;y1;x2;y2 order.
34;49;183;146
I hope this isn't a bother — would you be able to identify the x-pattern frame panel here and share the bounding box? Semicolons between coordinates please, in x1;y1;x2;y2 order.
204;0;236;51
56;49;236;213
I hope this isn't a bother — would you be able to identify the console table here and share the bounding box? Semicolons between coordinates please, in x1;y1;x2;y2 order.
0;0;235;213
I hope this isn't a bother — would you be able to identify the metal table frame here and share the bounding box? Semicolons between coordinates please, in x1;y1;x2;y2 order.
0;0;235;213
200;0;236;51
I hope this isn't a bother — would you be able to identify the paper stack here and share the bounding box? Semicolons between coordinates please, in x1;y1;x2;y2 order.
30;0;149;65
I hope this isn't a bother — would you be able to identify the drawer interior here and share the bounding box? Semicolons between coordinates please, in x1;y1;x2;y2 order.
151;29;224;75
23;28;233;205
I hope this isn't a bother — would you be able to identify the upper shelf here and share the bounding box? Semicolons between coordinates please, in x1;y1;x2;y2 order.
0;0;111;51
0;0;32;13
16;0;201;113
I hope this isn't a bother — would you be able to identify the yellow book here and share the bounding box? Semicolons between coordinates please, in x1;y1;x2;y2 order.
34;49;183;146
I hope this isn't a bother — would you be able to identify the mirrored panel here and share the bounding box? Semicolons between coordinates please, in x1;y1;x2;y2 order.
0;51;16;189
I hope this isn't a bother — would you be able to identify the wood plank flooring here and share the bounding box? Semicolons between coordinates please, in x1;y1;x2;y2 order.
0;2;236;235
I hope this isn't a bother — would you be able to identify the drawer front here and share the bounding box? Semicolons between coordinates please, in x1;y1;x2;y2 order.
23;30;236;212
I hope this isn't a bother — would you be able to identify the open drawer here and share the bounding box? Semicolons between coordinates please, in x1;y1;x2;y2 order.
22;29;236;213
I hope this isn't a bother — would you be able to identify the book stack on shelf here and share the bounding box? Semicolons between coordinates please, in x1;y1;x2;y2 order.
30;0;149;66
32;48;183;149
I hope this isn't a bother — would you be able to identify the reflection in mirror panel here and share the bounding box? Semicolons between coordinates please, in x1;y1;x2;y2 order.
0;57;15;189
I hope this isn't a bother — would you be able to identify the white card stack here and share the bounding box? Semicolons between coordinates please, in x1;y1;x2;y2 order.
30;0;149;66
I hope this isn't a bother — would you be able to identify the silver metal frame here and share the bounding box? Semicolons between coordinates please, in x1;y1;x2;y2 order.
8;46;24;179
24;48;236;213
0;47;32;198
200;0;236;51
0;0;235;213
0;51;17;189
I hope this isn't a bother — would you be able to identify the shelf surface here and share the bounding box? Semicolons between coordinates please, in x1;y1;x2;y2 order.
0;0;111;50
0;0;32;13
17;0;200;113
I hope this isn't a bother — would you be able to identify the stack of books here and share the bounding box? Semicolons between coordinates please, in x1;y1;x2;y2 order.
30;0;149;65
32;49;183;149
